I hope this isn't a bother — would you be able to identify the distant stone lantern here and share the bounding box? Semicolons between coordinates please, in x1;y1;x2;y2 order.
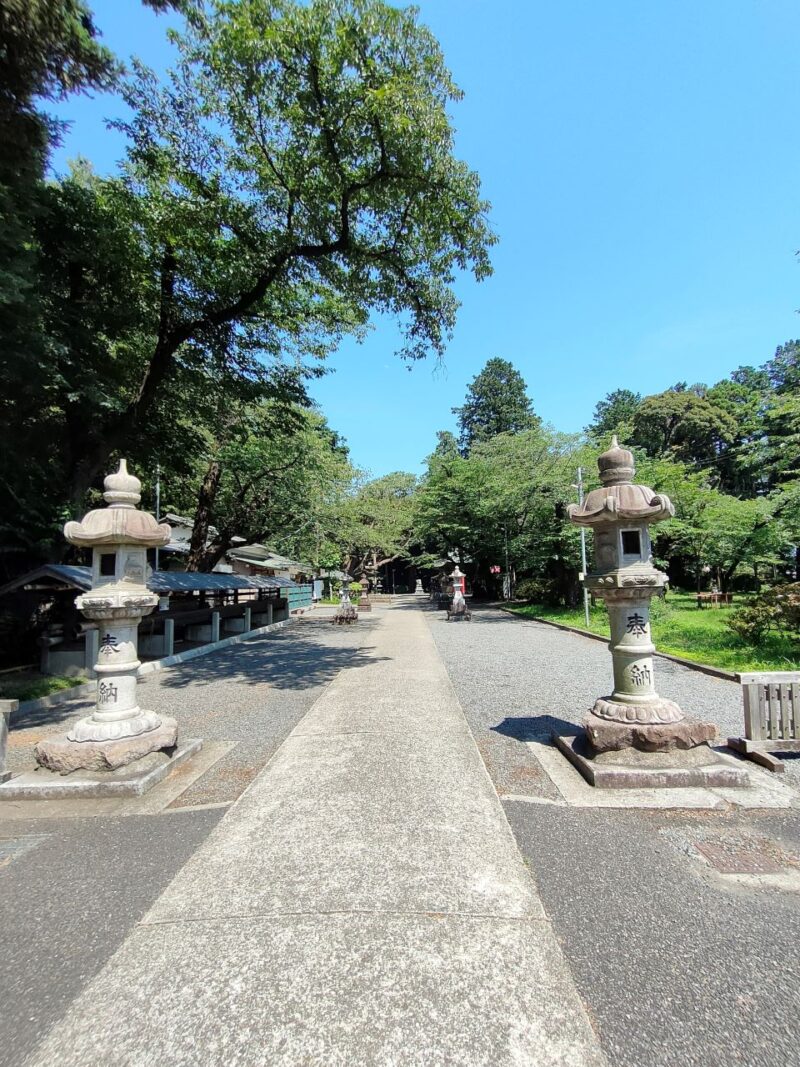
447;565;470;621
332;576;358;625
561;438;733;783
35;461;178;773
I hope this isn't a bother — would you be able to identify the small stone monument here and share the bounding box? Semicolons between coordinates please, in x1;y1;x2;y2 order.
414;579;424;595
332;576;358;625
554;437;747;788
34;461;180;775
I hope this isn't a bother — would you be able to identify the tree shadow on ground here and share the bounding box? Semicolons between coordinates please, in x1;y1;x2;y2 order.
11;693;95;733
154;618;385;692
491;714;579;742
12;617;385;732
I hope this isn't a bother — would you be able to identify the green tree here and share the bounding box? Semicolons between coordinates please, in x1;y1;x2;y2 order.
338;472;418;579
766;340;800;393
60;0;494;504
586;388;641;440
705;367;771;496
0;2;118;549
168;402;354;571
453;358;537;452
630;389;737;472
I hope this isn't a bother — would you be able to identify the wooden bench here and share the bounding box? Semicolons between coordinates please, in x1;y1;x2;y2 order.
727;671;800;772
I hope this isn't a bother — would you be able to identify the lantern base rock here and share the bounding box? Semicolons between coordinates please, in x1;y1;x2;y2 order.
34;716;178;774
585;706;718;752
0;736;202;800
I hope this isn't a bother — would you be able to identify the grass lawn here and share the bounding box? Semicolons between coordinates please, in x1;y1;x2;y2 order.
508;592;800;674
0;673;87;703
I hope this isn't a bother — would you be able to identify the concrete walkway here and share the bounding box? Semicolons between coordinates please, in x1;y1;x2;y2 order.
26;604;605;1066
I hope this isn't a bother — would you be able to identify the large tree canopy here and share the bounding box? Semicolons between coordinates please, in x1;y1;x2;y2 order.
79;0;494;489
0;0;495;560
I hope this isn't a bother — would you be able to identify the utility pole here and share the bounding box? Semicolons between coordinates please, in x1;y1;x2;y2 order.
154;463;162;572
504;523;510;600
576;466;590;627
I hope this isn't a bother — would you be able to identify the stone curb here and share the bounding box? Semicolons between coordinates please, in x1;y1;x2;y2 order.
497;607;737;682
12;619;294;722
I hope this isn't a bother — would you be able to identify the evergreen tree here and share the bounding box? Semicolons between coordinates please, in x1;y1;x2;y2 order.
586;388;641;439
453;358;537;452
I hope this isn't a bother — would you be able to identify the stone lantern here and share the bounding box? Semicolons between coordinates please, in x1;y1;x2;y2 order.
35;461;178;773
448;565;470;621
332;576;358;625
557;438;743;787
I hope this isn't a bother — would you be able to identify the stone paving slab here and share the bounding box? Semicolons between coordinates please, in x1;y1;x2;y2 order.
146;730;542;923
27;914;603;1067
503;804;800;1067
23;603;606;1066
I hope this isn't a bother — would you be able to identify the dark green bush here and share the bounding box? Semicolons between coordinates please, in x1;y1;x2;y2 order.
514;577;558;603
727;584;800;647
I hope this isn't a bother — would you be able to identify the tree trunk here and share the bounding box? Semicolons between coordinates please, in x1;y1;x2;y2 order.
187;460;222;571
191;535;233;574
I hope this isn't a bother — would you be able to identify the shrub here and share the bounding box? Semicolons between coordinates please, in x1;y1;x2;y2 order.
514;577;556;603
727;584;800;647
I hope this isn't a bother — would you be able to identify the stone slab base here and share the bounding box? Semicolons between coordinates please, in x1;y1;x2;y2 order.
554;732;750;789
0;739;202;800
35;717;178;773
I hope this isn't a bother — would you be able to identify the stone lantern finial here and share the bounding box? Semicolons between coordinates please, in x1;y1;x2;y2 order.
103;459;141;507
597;435;635;486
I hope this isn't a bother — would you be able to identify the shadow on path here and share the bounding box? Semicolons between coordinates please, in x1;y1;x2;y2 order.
491;714;577;742
12;617;386;732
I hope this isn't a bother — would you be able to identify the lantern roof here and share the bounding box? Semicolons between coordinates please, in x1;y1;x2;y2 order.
64;460;171;549
568;437;674;527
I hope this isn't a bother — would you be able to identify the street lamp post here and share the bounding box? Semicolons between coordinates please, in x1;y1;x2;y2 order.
575;467;590;628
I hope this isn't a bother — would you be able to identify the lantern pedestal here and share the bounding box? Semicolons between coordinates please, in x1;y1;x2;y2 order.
33;718;179;774
0;737;203;800
554;733;750;790
332;580;358;625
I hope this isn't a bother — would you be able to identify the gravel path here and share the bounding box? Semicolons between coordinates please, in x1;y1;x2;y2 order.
426;602;800;787
427;601;800;1067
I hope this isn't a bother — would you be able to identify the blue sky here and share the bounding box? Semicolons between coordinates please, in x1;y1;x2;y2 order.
51;0;800;477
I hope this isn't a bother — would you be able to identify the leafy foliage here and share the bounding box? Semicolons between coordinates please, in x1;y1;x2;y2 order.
727;584;800;648
586;388;641;440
